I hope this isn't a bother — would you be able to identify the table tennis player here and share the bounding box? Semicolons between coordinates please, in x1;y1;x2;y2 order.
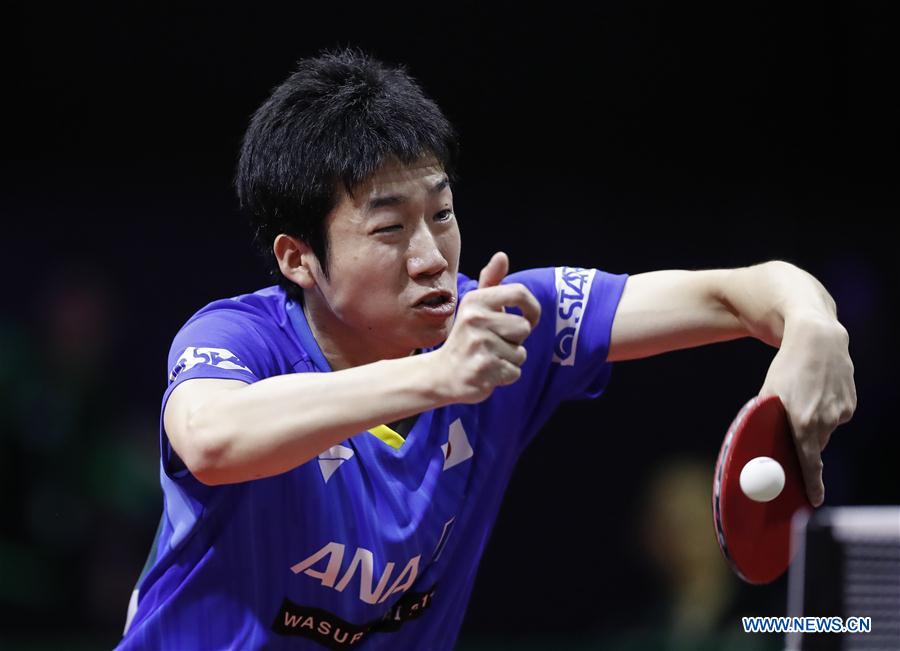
115;48;856;650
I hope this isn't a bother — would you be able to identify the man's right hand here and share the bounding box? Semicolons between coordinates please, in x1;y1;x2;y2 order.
431;252;541;404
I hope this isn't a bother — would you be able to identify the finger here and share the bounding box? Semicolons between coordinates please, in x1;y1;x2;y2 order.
486;336;528;367
494;358;523;386
478;251;509;289
483;311;534;345
475;283;542;329
795;439;825;507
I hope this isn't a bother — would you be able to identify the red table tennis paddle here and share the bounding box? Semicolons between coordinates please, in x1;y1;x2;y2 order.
712;395;813;584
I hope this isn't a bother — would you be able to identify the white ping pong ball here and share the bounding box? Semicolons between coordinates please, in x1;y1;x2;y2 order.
739;456;786;502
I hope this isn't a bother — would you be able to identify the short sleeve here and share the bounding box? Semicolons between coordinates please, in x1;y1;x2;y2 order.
462;266;628;451
519;266;627;399
160;300;279;479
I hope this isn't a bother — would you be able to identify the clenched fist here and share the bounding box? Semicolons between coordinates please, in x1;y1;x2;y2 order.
431;252;541;404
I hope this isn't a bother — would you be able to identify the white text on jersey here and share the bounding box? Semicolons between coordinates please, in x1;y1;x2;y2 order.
290;543;421;606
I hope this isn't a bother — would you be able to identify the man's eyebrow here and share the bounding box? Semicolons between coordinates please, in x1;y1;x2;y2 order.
365;176;450;213
431;176;450;194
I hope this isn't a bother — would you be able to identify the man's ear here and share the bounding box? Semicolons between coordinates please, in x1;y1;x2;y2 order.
273;234;320;289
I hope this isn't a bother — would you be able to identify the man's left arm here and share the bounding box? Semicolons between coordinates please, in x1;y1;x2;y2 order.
608;260;857;506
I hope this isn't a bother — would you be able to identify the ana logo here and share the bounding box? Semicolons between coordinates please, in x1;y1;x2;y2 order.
318;445;355;483
168;346;252;382
551;267;596;366
290;542;420;606
441;419;473;471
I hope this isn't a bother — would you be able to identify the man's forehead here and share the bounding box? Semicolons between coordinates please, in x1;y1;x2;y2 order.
352;157;448;204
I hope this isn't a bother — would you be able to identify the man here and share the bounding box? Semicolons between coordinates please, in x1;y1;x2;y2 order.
117;48;856;650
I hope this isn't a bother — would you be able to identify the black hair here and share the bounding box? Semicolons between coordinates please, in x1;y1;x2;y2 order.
236;47;460;301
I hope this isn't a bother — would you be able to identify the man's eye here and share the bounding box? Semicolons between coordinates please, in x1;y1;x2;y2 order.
374;224;403;234
435;209;454;222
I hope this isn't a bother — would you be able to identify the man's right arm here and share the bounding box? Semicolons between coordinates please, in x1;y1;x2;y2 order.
165;251;541;487
164;354;448;486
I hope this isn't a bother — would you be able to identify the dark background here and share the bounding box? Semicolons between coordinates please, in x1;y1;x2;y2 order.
2;1;896;649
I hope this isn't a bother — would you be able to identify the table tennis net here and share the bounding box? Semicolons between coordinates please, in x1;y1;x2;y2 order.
786;506;900;651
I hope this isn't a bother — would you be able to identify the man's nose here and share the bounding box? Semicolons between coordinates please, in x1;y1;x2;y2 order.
406;222;448;278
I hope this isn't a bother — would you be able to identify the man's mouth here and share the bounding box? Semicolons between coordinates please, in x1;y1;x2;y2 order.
414;291;454;308
413;291;456;317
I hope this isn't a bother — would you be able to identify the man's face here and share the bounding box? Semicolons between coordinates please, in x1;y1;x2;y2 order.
308;156;461;361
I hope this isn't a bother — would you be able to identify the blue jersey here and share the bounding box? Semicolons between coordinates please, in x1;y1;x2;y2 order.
117;266;628;650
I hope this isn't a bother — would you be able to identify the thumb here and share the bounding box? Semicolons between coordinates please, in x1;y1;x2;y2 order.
478;251;509;289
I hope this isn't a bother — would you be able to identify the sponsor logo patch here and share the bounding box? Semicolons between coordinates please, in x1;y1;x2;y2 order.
168;346;252;382
552;267;596;366
290;543;420;606
272;583;438;648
